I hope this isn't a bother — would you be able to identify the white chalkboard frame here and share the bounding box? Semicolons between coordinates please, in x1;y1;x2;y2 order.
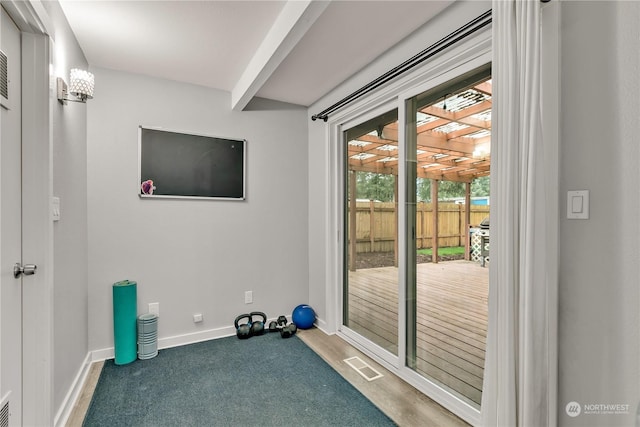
138;126;246;201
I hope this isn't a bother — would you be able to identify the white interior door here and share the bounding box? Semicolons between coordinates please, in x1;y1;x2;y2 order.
1;6;23;426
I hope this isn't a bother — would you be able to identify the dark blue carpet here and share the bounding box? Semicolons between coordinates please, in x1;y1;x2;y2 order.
83;332;396;426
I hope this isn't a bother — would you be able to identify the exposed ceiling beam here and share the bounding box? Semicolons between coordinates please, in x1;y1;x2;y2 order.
231;0;330;111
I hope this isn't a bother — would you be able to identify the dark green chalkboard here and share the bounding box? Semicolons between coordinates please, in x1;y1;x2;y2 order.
138;127;245;200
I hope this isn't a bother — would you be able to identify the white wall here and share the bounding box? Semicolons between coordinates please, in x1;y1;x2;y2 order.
87;68;309;351
40;0;90;413
558;2;640;426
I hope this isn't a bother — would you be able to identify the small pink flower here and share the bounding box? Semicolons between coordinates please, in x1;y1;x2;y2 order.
141;179;155;195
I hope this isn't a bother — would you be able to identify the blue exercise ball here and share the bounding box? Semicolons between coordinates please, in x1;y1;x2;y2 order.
292;304;315;329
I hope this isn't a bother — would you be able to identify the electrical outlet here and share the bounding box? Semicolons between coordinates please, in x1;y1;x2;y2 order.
193;313;203;323
149;302;159;316
244;291;253;304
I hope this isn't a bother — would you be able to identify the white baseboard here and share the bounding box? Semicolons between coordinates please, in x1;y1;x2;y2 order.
91;324;237;362
157;325;236;350
54;352;92;427
90;315;299;362
314;317;329;333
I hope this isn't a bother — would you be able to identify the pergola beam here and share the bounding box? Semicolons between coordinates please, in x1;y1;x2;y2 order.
464;182;471;260
431;179;439;263
473;81;493;96
345;77;492;184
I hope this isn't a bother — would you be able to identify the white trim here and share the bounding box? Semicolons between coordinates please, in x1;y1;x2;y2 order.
399;364;480;424
325;24;491;427
314;316;328;332
20;31;54;427
313;319;335;337
541;2;560;425
397;92;408;373
336;331;401;377
90;319;296;362
338;326;399;368
26;0;53;36
1;0;53;36
91;312;297;362
89;347;114;363
53;352;92;427
1;4;55;425
157;327;236;351
91;326;236;362
324;121;340;334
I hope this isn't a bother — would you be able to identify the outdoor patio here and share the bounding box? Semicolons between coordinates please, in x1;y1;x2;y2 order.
347;259;488;406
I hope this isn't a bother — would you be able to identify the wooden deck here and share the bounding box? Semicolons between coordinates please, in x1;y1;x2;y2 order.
347;260;488;407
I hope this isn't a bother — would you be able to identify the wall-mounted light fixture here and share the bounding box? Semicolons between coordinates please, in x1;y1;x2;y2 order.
57;68;94;104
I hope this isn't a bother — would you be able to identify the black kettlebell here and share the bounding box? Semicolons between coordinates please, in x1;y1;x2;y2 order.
277;315;288;327
249;311;267;336
268;320;279;332
234;314;252;339
280;323;297;339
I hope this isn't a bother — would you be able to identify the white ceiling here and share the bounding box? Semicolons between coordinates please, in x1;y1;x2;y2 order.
58;0;454;108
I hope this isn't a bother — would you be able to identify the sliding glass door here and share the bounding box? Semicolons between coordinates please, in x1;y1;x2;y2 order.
340;64;491;413
343;108;399;357
405;66;491;409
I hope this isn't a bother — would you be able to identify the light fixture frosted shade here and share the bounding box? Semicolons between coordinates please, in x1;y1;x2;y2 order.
69;68;94;100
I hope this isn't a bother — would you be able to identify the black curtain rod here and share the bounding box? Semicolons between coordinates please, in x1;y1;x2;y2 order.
311;9;492;122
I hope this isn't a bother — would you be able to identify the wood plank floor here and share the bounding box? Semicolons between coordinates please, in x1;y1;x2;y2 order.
347;260;489;407
297;328;470;427
65;360;104;427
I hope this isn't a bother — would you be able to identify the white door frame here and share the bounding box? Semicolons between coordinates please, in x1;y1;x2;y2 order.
1;1;54;425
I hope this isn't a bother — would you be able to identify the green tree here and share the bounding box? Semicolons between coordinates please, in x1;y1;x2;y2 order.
471;176;490;196
353;173;490;202
417;175;490;202
354;172;395;202
438;181;466;200
417;178;431;201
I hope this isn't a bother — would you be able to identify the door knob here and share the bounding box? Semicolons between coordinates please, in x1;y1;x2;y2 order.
14;263;37;279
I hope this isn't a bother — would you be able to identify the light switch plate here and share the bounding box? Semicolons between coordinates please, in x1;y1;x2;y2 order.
567;190;589;219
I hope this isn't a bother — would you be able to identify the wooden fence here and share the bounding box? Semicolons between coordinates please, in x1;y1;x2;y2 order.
350;201;489;253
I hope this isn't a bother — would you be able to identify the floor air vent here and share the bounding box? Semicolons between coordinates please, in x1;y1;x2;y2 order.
1;50;8;101
0;395;9;427
344;356;383;382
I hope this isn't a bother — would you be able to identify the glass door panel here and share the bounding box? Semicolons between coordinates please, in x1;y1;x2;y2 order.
405;65;491;409
343;108;399;356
